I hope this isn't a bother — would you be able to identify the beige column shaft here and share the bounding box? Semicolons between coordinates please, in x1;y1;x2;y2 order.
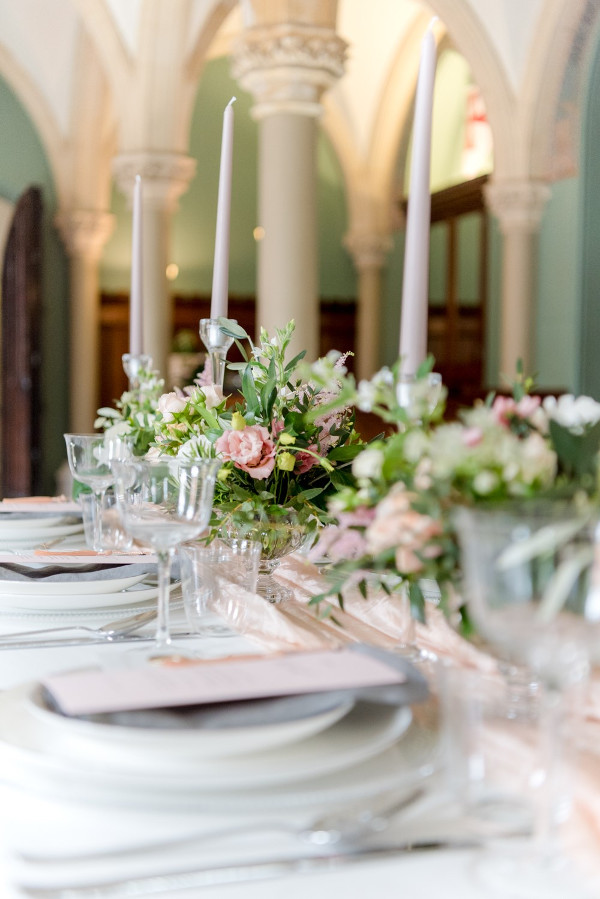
112;152;196;381
233;18;347;361
55;210;115;432
484;179;550;379
258;113;318;356
344;233;392;379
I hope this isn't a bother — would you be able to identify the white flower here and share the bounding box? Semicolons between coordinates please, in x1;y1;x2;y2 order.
104;420;130;440
198;384;223;409
177;435;213;460
472;470;499;495
352;447;384;480
356;380;377;412
157;391;187;423
543;394;600;433
372;367;394;388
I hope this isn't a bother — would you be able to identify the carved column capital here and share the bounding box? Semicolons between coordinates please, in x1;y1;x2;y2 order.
344;231;393;270
54;209;115;261
232;23;347;118
112;152;197;211
484;179;551;234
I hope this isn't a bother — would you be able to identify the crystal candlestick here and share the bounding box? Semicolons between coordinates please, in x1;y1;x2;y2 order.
122;353;153;392
199;318;234;389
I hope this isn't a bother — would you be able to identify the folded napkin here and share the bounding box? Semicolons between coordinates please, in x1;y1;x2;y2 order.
275;556;497;673
0;562;156;583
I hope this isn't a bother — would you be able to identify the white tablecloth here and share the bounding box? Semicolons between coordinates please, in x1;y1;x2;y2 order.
0;578;597;897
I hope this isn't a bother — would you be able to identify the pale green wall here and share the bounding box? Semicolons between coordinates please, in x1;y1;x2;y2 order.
101;56;355;302
0;77;69;494
580;27;600;399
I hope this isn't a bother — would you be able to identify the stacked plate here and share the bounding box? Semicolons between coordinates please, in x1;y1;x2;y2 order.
0;513;84;550
0;563;162;623
0;680;438;814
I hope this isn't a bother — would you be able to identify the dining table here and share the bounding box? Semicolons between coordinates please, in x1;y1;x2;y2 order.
0;496;599;899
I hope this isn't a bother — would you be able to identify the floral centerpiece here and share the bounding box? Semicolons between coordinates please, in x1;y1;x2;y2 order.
305;356;600;622
151;320;365;548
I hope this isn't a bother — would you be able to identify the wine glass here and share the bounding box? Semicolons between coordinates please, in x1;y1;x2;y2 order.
64;433;133;552
113;457;220;661
453;501;600;898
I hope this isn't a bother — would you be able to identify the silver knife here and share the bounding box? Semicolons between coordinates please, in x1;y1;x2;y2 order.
18;840;479;898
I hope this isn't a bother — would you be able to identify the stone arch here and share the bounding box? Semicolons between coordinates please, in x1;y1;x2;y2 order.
0;45;65;203
524;0;600;181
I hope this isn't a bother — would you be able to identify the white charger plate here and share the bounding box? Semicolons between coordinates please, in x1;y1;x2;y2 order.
0;580;163;612
28;687;354;760
0;683;413;802
0;572;147;597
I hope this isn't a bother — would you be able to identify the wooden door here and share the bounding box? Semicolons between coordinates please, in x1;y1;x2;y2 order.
1;186;43;497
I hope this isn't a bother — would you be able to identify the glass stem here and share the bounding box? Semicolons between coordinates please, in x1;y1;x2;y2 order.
154;549;173;650
533;682;567;862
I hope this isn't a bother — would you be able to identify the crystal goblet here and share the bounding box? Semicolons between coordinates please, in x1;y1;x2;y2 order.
64;432;133;552
223;510;306;603
113;457;220;661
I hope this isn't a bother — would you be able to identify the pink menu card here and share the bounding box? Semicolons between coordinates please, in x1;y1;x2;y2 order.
42;648;406;717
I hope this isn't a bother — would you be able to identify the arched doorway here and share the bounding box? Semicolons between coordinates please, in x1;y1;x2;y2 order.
0;186;43;497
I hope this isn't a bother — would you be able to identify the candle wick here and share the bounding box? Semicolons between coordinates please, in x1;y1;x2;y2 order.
227;96;237;108
428;16;439;30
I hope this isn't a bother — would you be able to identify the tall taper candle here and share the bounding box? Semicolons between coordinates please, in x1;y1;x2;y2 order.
210;97;236;321
399;19;438;375
130;174;143;356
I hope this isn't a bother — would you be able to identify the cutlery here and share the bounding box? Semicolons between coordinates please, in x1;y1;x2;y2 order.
0;630;198;651
0;607;159;643
16;838;481;898
18;787;427;866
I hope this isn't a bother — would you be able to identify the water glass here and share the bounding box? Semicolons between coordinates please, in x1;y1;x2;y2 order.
178;538;261;634
439;665;538;836
79;491;133;552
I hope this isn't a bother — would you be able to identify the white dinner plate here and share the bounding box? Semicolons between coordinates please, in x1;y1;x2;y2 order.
0;691;440;814
0;580;163;612
0;683;414;804
0;571;147;597
28;688;355;760
0;516;72;532
0;522;84;547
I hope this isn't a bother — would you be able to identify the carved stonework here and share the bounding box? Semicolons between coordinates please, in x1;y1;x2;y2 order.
232;24;347;117
484;180;551;234
112;153;197;210
344;231;393;270
55;209;115;261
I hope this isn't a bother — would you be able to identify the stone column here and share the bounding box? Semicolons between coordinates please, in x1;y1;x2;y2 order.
55;209;115;432
484;179;550;379
344;232;392;380
112;152;196;380
232;20;346;360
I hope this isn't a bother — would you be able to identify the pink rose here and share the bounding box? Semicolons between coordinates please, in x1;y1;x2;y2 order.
462;426;483;447
215;425;276;479
492;395;542;428
296;445;319;474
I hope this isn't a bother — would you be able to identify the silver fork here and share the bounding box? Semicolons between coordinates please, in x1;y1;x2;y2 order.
17;786;427;867
0;607;159;643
